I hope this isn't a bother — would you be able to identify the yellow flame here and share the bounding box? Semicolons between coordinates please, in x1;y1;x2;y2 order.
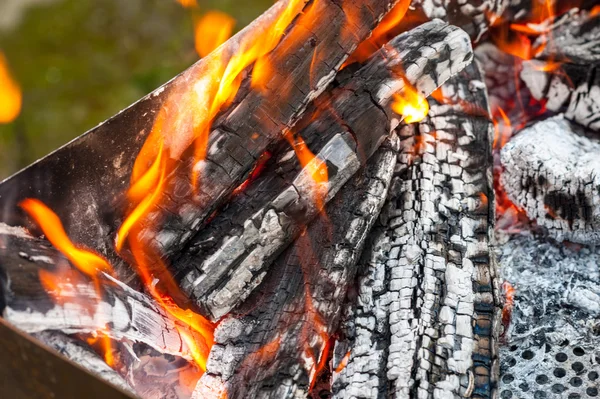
391;82;429;124
0;52;22;124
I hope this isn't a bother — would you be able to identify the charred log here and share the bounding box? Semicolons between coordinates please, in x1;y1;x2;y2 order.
520;11;600;131
411;0;509;41
500;115;600;244
332;62;500;399
0;224;206;362
32;331;135;395
176;19;475;321
192;135;399;399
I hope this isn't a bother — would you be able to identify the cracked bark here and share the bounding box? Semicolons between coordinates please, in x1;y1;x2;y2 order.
332;62;500;399
410;0;509;41
192;135;399;399
0;225;207;362
176;20;475;322
125;0;404;294
32;331;135;395
520;11;600;131
500;115;600;244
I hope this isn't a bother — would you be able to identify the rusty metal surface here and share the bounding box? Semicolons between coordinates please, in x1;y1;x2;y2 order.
0;318;136;399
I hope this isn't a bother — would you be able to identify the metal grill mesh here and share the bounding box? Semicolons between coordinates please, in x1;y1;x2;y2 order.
497;233;600;398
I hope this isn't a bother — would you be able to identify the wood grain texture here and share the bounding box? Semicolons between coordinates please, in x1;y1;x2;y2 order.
332;62;500;399
177;19;474;322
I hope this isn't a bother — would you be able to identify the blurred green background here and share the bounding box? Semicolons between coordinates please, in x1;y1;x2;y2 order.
0;0;271;179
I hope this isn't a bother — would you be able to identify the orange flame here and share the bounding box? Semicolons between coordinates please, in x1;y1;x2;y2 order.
344;0;410;66
391;82;429;124
20;199;116;367
175;0;198;8
334;350;351;373
19;199;114;278
284;131;328;209
591;5;600;17
0;52;22;124
194;11;236;59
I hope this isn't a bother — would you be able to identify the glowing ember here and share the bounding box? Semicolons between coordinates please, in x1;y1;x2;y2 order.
0;52;22;124
501;281;515;335
194;11;236;58
391;81;429;124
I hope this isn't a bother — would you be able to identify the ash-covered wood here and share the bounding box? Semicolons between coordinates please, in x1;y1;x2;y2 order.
500;115;600;244
132;0;404;289
520;12;600;131
32;331;135;395
332;62;500;399
411;0;509;41
177;19;475;322
192;135;399;399
0;224;207;362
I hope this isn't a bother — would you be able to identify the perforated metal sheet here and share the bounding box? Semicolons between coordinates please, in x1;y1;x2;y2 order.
497;233;600;398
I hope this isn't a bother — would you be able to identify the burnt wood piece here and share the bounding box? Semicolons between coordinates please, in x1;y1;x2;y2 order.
0;0;397;286
192;135;399;399
411;0;509;41
500;115;600;244
332;62;500;399
0;224;206;361
32;331;135;395
177;20;475;321
130;0;406;288
520;11;600;131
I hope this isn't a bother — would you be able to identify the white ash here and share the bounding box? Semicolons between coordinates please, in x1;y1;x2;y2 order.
500;115;600;244
497;232;600;399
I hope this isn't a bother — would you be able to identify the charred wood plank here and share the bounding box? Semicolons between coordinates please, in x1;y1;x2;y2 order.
32;331;135;395
192;135;399;399
500;115;600;244
131;0;408;287
0;0;399;287
332;62;500;399
177;20;475;321
520;12;600;131
0;224;206;362
411;0;509;41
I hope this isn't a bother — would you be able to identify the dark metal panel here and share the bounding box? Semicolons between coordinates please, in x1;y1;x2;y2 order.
0;318;136;399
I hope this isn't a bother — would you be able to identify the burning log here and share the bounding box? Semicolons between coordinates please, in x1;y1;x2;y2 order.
193;135;399;399
500;115;600;244
177;19;475;321
410;0;509;41
520;11;600;131
32;331;135;395
0;224;207;362
332;62;500;399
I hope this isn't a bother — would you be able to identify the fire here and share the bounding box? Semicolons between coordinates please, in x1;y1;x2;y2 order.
20;199;117;367
391;81;429;124
0;52;22;124
492;106;511;150
334;350;351;373
344;0;410;65
501;281;515;336
284;130;329;209
591;5;600;17
194;11;236;58
175;0;197;8
19;199;114;278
